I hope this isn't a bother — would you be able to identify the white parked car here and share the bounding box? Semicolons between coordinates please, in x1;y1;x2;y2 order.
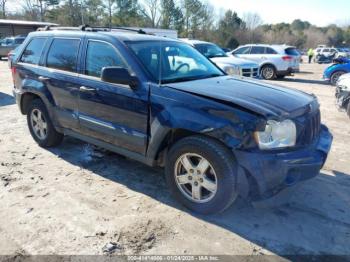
181;39;260;78
315;47;349;58
229;44;300;80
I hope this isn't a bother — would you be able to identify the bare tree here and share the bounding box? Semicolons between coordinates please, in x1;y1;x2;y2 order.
242;12;263;42
0;0;7;18
105;0;115;27
142;0;161;28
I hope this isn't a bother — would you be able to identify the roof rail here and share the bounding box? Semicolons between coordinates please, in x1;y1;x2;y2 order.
36;25;148;34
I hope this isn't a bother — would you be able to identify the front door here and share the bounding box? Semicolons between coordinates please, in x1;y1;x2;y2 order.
78;40;149;155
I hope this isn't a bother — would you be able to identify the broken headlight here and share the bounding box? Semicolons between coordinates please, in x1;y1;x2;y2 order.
254;120;296;150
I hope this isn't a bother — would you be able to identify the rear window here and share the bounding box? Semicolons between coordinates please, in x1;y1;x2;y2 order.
46;38;80;72
285;48;299;56
19;37;47;65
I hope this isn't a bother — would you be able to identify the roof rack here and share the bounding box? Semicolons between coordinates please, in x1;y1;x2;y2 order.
37;25;148;35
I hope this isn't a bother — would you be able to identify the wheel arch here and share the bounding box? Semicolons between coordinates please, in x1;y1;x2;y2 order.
150;128;238;167
259;62;277;73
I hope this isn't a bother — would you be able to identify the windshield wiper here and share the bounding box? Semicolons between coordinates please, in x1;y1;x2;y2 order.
161;74;222;84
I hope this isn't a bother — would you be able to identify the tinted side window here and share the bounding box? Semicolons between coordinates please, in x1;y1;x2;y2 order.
19;38;47;65
266;47;278;54
47;38;80;72
14;38;25;44
250;46;265;54
85;41;125;77
233;46;251;54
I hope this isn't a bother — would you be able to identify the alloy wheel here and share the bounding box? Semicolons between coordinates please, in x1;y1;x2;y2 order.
262;67;274;79
174;153;218;203
30;108;48;140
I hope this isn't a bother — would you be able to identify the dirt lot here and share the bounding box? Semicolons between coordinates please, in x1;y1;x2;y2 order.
0;60;349;258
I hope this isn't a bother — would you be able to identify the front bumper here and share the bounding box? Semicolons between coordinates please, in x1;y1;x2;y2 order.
335;86;350;110
234;125;333;206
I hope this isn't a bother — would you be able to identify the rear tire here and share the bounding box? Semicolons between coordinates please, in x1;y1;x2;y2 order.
165;136;238;214
261;65;276;80
347;101;350;119
330;71;345;85
27;99;63;147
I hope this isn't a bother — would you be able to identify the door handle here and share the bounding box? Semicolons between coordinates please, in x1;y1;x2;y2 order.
38;76;50;82
80;86;96;93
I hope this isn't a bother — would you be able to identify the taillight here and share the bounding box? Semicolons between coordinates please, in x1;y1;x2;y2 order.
11;66;16;85
282;56;293;61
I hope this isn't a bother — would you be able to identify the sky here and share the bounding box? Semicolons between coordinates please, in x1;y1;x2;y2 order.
209;0;350;27
6;0;350;27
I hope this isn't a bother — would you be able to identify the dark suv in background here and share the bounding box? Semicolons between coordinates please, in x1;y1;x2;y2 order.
11;27;333;214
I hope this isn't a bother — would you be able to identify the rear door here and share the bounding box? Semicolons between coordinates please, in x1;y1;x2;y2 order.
42;37;83;131
248;46;267;64
77;39;149;155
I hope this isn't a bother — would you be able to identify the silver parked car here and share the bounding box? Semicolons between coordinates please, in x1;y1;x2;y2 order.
229;44;300;80
0;36;26;59
182;39;260;78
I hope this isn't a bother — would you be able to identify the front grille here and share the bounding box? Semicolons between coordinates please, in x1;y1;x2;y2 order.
241;67;259;77
298;110;321;145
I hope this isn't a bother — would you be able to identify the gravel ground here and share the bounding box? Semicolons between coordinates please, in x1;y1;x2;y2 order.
0;60;349;258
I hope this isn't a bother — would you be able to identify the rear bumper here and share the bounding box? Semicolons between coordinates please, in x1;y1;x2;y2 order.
234;125;333;206
277;67;299;76
13;88;23;112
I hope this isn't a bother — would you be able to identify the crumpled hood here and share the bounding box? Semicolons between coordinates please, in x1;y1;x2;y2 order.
166;76;315;118
210;56;259;68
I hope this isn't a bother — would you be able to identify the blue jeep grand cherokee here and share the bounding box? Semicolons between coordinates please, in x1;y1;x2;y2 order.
11;27;333;214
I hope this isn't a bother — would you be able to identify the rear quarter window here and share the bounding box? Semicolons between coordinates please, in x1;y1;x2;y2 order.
19;37;47;65
265;47;278;54
46;38;80;72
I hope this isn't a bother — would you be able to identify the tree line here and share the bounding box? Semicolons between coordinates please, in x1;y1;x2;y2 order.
2;0;350;49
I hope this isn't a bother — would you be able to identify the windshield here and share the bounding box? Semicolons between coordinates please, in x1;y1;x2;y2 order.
127;41;224;84
194;43;228;58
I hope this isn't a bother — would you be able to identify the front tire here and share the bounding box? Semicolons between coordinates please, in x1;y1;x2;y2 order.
165;136;238;214
330;71;345;85
347;101;350;119
27;99;63;147
261;65;276;80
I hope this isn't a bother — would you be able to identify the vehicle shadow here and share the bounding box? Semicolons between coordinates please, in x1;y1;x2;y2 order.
0;92;15;106
278;78;329;86
49;137;350;256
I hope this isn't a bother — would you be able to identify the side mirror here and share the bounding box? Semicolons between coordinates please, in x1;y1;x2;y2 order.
101;67;138;88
